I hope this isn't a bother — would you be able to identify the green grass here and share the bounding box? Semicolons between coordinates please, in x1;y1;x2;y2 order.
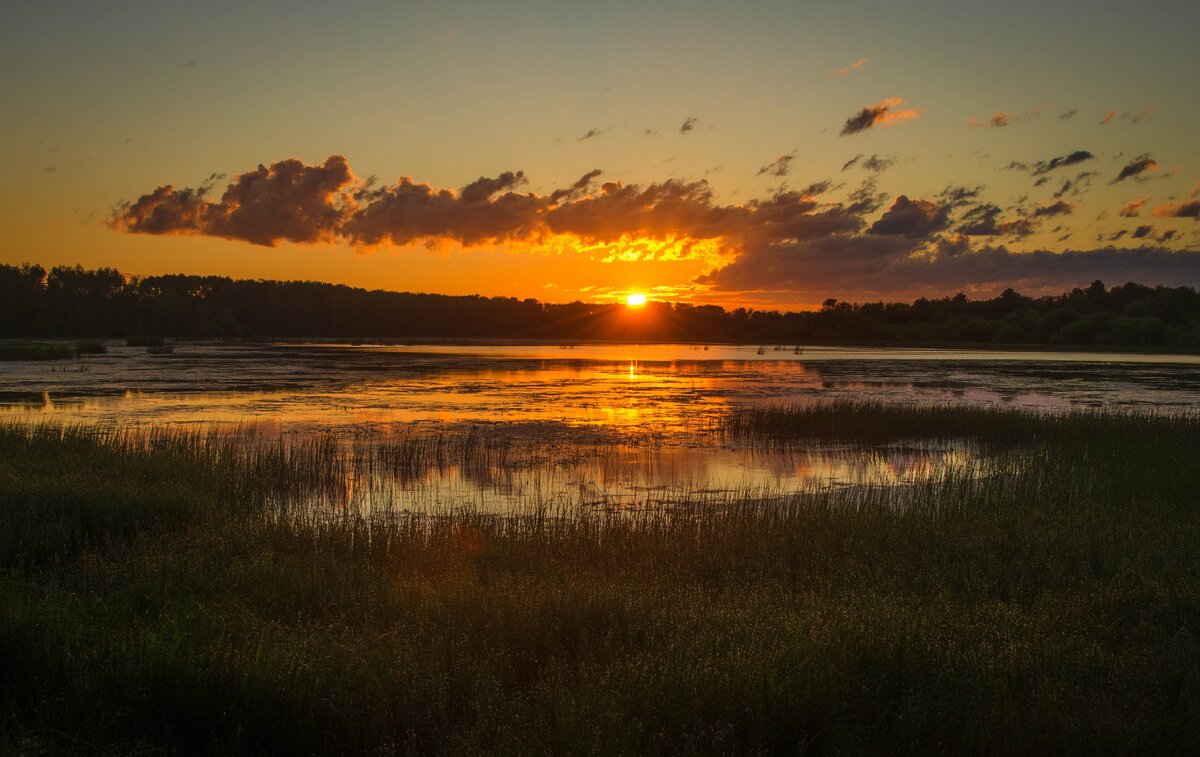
1;408;1199;753
0;342;74;361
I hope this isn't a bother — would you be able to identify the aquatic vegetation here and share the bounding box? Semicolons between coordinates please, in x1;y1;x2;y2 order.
2;406;1199;752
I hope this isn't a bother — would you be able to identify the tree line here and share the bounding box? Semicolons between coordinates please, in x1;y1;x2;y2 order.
2;263;1199;349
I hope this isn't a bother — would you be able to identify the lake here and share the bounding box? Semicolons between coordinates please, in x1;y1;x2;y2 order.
3;342;1197;511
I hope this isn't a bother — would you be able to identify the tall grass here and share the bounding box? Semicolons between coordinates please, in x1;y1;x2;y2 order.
2;407;1199;753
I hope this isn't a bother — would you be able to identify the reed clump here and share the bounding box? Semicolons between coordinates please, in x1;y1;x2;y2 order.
1;406;1199;753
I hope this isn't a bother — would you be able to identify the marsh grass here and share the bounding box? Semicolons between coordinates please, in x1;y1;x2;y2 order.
0;342;74;361
2;406;1200;753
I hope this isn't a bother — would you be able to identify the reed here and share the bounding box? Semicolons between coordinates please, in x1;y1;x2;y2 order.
1;407;1198;753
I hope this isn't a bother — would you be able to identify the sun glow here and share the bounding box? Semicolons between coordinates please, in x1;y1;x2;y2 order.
625;293;648;307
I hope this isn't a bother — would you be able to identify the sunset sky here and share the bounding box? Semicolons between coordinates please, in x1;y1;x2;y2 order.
3;0;1199;309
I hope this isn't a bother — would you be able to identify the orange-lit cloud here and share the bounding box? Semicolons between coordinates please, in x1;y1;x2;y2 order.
111;155;1200;303
831;57;870;75
968;112;1010;128
113;155;867;253
1099;111;1117;125
1152;201;1200;219
1119;197;1149;217
110;156;354;246
839;97;922;136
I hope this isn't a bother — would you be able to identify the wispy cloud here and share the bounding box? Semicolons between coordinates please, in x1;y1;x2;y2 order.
840;98;922;136
830;57;870;75
756;152;796;177
1111;154;1159;184
576;127;611;142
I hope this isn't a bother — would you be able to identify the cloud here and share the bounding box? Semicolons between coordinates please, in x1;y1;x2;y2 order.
1152;200;1200;219
1059;108;1078;120
843;154;899;173
1119;197;1149;217
1030;150;1095;175
115;154;1200;302
868;196;949;238
840;97;922;136
111;155;355;246
1100;111;1117;125
576;127;610;142
756;152;796;177
1111;154;1159;184
1031;200;1074;218
679;117;699;134
968;112;1010;128
698;240;1200;298
1131;101;1160;123
1132;225;1153;239
113;154;865;252
956;204;1035;238
1053;171;1097;199
831;58;870;75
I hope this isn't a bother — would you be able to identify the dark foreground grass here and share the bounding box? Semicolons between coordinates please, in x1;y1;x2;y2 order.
2;408;1200;754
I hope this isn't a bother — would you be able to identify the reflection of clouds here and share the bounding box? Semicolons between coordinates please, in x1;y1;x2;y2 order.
3;344;1199;438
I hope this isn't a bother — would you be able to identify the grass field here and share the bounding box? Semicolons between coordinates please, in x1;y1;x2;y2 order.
2;406;1199;753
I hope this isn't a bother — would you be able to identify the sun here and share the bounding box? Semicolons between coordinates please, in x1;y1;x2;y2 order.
625;293;648;308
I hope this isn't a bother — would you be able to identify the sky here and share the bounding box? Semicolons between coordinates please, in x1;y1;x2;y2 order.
3;0;1199;309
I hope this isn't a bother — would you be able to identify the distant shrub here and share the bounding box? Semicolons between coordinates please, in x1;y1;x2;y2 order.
74;341;107;355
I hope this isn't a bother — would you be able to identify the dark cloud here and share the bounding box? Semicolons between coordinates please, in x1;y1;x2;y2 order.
1031;201;1074;218
679;117;699;134
1153;200;1200;219
756;152;796;177
576;127;609;142
841;154;863;171
868;196;950;238
115;154;1200;302
699;239;1200;298
1030;150;1094;176
840;97;921;136
861;154;896;173
112;156;355;246
1132;225;1153;239
1059;108;1078;120
938;185;982;208
113;155;866;251
1053;172;1097;199
1111;154;1159;184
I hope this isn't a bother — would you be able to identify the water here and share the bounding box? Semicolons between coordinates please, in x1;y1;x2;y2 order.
3;341;1197;510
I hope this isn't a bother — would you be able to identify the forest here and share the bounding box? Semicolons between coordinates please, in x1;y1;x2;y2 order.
2;263;1198;349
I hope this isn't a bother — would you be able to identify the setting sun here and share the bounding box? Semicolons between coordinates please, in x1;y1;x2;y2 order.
625;293;648;307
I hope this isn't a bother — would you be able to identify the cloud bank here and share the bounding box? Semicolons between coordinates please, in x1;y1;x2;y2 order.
112;155;1200;300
